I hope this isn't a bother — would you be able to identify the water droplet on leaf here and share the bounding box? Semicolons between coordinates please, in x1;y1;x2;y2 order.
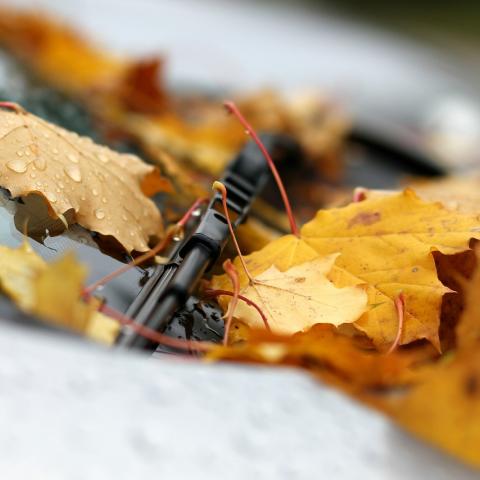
34;156;47;171
46;192;57;203
6;158;28;173
64;164;82;182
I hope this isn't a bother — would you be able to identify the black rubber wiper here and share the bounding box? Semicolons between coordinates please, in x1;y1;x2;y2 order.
115;134;296;351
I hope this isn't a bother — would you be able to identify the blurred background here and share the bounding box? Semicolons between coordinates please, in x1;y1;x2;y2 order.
3;0;479;172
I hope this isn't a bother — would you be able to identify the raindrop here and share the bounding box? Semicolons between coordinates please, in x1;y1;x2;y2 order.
192;208;202;217
52;148;59;155
129;231;135;237
58;181;65;189
16;150;23;157
24;149;31;156
92;188;99;196
6;158;28;173
67;153;79;163
46;192;57;203
98;153;109;163
64;164;82;182
36;181;43;187
101;197;107;204
173;231;184;242
122;213;128;221
94;208;105;220
34;156;47;171
30;172;36;179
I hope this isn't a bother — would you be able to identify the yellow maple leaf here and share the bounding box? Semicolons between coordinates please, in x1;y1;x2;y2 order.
0;242;118;344
0;242;46;310
0;103;171;252
392;350;480;468
213;190;480;350
233;255;367;335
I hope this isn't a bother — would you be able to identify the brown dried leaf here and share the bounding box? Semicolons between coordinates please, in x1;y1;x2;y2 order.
0;104;170;252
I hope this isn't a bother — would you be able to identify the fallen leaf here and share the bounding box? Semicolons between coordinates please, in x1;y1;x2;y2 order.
233;255;367;335
0;242;118;343
214;191;480;349
432;248;477;352
455;246;480;351
209;324;421;393
387;245;480;468
0;241;46;310
392;351;480;468
361;177;480;215
0;104;170;252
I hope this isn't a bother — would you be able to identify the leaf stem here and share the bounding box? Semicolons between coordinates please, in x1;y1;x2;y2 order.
0;101;25;113
221;259;240;345
352;187;367;203
98;302;213;353
83;197;208;296
213;181;254;283
223;100;300;237
386;292;405;355
205;288;271;331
